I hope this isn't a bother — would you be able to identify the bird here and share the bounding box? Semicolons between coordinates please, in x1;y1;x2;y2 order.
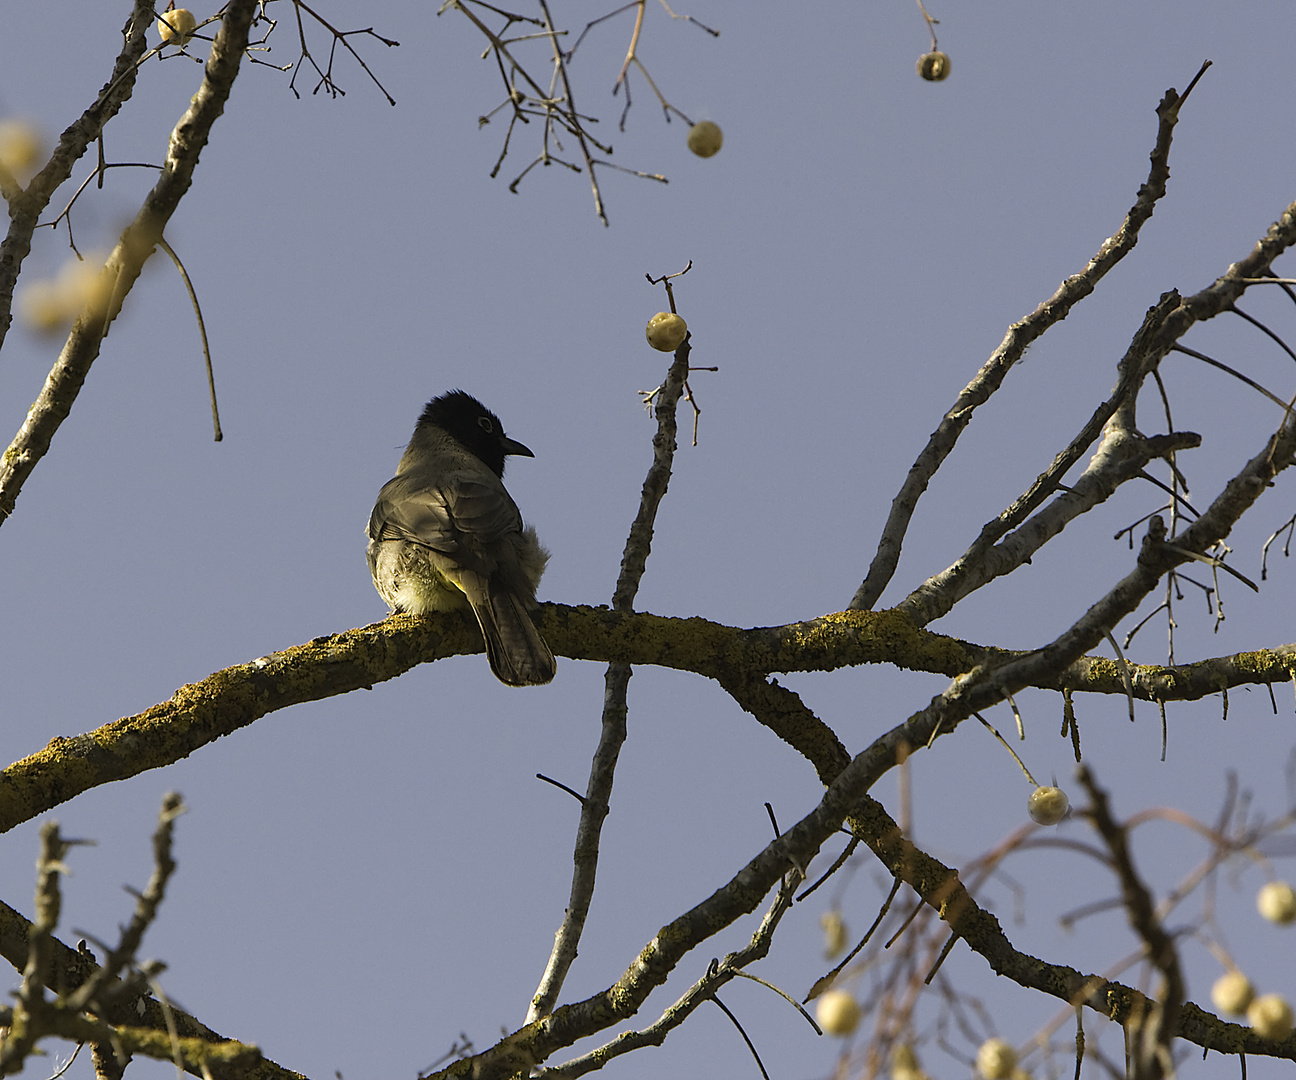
366;390;556;687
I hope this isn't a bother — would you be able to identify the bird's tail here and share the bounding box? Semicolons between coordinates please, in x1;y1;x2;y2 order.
470;586;556;687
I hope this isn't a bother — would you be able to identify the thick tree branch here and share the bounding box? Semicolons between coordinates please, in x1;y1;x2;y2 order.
6;603;1296;837
5;370;1296;839
423;498;1296;1078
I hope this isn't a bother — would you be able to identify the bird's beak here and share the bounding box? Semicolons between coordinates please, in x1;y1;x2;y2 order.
501;436;535;458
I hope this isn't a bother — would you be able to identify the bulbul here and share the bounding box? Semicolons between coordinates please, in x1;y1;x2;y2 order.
367;390;556;687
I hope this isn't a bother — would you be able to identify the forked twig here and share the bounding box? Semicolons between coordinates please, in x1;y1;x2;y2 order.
852;62;1211;614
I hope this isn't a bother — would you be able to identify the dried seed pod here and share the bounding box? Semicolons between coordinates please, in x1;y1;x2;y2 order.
1028;785;1069;826
917;51;951;81
687;120;723;158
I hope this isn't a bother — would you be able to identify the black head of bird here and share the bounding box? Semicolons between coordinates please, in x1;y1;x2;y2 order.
414;389;534;477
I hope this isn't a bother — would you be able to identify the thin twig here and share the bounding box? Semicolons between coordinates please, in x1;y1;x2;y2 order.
708;996;771;1080
974;712;1037;785
156;236;222;441
1105;631;1137;722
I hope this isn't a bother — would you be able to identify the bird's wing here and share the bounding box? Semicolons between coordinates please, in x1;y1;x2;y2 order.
368;476;522;563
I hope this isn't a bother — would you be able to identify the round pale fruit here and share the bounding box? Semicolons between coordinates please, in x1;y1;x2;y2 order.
0;119;43;177
1247;994;1294;1040
916;51;951;81
687;120;723;158
821;910;848;959
18;281;67;334
976;1037;1017;1080
646;311;687;351
1212;971;1255;1015
56;256;112;320
815;989;861;1036
1257;881;1296;925
1028;785;1069;826
158;8;198;45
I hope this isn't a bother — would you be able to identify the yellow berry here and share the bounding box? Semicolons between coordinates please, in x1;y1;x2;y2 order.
1247;994;1294;1040
976;1038;1017;1080
157;8;198;46
891;1044;933;1080
815;989;861;1036
1258;881;1296;924
687;120;723;158
645;311;687;352
916;51;951;81
56;255;113;322
1028;786;1068;826
1211;971;1255;1015
18;281;67;334
0;118;44;180
821;910;848;959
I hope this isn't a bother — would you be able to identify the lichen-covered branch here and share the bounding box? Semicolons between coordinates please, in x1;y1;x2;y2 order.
6;601;1296;838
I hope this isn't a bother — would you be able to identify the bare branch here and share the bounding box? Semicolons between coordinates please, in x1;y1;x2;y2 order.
852;65;1210;613
527;331;694;1022
1078;767;1183;1080
0;1;154;356
0;0;258;528
896;183;1296;626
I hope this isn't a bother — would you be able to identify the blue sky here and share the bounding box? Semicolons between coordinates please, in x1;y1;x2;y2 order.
2;3;1296;1079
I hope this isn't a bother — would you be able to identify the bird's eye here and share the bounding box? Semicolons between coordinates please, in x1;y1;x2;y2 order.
477;416;494;434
